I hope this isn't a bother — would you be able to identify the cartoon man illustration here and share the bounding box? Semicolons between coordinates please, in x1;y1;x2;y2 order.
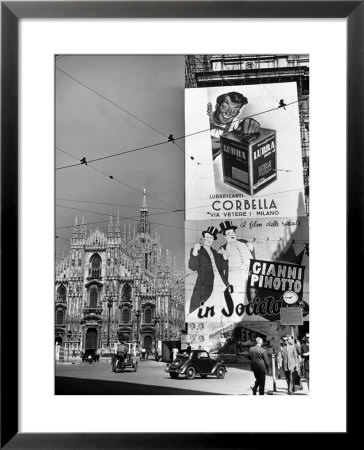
218;220;254;305
188;226;231;314
208;91;260;160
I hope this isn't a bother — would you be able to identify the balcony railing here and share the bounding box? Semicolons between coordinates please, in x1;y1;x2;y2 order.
82;305;103;316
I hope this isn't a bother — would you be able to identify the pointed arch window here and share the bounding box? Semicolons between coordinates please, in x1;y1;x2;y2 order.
56;310;64;325
144;307;152;324
122;284;132;302
89;285;98;307
122;308;131;323
89;254;102;279
57;286;66;303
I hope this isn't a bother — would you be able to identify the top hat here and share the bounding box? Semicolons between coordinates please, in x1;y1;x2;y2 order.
219;220;238;234
202;226;219;240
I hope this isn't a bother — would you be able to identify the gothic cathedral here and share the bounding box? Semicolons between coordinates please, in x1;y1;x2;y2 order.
55;190;185;356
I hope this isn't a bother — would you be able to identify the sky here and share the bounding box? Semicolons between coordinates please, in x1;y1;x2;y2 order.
56;55;186;267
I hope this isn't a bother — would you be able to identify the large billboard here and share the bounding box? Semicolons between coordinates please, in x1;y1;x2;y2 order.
185;83;306;220
184;217;309;325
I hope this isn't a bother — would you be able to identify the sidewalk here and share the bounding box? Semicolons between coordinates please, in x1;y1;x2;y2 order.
265;375;309;395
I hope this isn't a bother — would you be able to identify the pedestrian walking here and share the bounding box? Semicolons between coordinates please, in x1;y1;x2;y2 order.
186;343;192;355
301;333;310;389
249;337;270;395
277;335;299;395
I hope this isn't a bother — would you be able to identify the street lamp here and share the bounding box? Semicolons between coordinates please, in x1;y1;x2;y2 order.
154;316;160;341
67;330;72;363
135;309;141;345
107;298;113;353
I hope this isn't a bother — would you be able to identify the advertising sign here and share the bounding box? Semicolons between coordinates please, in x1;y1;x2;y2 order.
248;259;307;321
184;217;309;324
280;307;304;326
185;83;306;220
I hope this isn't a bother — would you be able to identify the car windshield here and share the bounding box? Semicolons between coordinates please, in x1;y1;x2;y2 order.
196;351;209;359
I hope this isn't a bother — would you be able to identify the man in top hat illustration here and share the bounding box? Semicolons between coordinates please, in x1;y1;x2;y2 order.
218;220;254;306
188;226;231;314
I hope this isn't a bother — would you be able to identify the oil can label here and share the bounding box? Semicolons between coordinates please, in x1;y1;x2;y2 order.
252;134;277;192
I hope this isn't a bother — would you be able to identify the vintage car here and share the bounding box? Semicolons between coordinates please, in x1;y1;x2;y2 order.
165;349;227;380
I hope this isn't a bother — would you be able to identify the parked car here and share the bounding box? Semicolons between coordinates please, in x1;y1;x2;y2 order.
165;349;227;380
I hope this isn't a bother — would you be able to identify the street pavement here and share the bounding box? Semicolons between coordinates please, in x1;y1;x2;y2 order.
55;358;309;395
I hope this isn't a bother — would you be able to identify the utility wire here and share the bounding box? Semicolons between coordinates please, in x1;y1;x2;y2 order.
55;209;308;244
56;66;193;161
56;66;168;139
56;96;308;170
56;204;184;219
56;197;170;211
56;146;176;210
87;163;176;210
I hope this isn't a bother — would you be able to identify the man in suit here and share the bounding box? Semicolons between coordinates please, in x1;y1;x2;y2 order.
188;226;230;314
249;337;270;395
218;220;254;307
277;335;299;395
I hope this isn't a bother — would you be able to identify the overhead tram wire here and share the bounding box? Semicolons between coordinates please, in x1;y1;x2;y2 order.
56;146;176;210
56;66;168;139
56;197;171;211
56;66;194;159
55;208;308;243
56;96;309;171
57;144;307;211
56;204;184;220
86;163;177;210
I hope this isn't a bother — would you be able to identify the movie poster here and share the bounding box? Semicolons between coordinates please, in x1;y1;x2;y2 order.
184;217;309;325
185;83;306;220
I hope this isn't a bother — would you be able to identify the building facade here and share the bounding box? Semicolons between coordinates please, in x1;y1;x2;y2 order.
55;190;185;356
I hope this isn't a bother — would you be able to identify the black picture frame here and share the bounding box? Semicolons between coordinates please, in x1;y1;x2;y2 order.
1;1;358;448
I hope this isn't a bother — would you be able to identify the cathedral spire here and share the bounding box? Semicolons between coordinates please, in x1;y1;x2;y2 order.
137;187;150;235
115;211;120;239
141;187;147;211
80;216;86;240
108;215;114;239
72;216;79;242
123;220;127;242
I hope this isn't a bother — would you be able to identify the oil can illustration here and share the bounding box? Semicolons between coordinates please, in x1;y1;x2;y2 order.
220;128;277;196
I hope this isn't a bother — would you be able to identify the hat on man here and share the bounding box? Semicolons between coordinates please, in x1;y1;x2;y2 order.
202;226;219;240
219;220;238;234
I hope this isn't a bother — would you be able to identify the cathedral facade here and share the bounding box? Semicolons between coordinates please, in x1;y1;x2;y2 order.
55;190;185;356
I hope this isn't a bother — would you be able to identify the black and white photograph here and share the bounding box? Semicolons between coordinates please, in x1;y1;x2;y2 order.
1;6;353;444
55;54;310;397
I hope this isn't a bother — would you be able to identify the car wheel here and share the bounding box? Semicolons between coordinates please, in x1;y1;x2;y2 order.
170;373;179;379
216;367;225;379
186;367;196;380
